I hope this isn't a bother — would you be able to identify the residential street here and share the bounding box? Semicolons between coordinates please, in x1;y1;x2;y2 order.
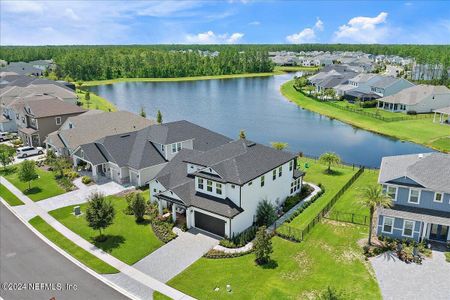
0;202;128;300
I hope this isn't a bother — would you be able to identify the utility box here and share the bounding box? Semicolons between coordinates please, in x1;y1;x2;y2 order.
73;206;81;216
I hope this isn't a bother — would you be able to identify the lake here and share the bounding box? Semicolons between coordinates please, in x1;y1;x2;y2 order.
88;74;433;168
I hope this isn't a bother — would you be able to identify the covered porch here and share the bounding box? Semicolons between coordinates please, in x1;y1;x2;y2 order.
18;127;40;146
376;100;405;112
433;106;450;125
155;194;188;226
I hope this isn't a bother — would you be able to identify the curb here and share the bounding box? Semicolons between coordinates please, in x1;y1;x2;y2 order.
0;198;140;300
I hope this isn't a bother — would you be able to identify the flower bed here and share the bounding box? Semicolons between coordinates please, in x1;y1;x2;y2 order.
151;219;177;243
204;249;253;259
282;184;314;213
219;226;257;249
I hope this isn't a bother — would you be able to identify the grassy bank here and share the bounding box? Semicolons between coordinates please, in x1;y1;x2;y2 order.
83;71;285;87
281;80;450;153
50;194;162;265
76;90;117;112
275;65;320;72
29;216;119;274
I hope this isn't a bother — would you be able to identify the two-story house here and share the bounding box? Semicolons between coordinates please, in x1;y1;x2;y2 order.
377;153;450;243
72;120;231;187
12;94;85;146
149;139;304;237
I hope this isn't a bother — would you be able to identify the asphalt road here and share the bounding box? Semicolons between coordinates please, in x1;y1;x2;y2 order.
0;203;129;300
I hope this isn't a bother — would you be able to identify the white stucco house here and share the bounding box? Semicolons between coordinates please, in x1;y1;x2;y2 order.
149;139;304;238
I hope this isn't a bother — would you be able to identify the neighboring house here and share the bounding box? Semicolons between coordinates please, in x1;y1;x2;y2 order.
45;110;154;156
12;95;86;146
377;153;450;243
369;77;414;97
315;71;357;92
0;62;44;76
72;120;232;187
433;106;450;125
149;139;304;237
377;85;450;113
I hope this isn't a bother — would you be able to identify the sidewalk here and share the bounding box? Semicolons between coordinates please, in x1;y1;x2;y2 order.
1;176;194;300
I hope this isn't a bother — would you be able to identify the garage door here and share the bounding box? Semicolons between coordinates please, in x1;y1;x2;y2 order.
194;211;225;237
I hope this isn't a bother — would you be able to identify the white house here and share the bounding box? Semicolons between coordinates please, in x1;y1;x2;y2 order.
149;139;304;238
377;85;450;114
369;77;414;97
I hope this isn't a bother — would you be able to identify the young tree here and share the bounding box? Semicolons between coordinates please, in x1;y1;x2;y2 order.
253;226;273;265
256;199;277;226
76;81;84;91
85;192;115;241
318;287;346;300
18;160;38;191
239;130;246;139
140;106;147;118
131;193;147;222
85;91;91;108
271;142;288;150
52;157;69;178
319;152;341;173
156;110;163;124
0;144;16;170
360;185;392;245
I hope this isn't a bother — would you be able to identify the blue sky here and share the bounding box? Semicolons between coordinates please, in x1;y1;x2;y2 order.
1;1;449;45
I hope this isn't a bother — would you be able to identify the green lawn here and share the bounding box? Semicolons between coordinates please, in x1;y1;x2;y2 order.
331;169;379;217
157;221;380;300
49;195;163;265
29;216;118;274
288;158;357;230
76;90;117;112
274;66;320;72
281;80;450;153
0;182;24;206
0;167;65;201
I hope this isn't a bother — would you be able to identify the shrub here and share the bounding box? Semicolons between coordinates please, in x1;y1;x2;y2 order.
359;100;378;108
204;249;253;259
57;176;75;192
151;220;176;243
63;170;79;180
407;110;417;115
131;193;147;222
256;199;277;226
254;226;273;265
219;226;258;248
81;176;92;184
124;192;136;215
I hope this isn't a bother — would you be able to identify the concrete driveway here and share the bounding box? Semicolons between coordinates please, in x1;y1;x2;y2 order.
104;228;219;300
371;250;450;300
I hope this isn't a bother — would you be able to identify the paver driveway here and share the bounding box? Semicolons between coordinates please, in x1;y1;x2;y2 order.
371;250;450;300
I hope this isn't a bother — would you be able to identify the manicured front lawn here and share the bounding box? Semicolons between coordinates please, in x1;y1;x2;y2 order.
158;221;381;299
49;195;163;265
281;80;450;152
0;182;24;206
288;157;357;230
29;216;118;274
0;167;65;201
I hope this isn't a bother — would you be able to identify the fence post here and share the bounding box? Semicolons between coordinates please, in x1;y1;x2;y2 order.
351;213;354;224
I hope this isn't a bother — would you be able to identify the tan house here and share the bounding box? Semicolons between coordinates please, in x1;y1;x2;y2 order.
12;94;85;146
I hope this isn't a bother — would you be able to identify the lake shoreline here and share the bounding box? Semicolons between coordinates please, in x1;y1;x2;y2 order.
280;80;449;153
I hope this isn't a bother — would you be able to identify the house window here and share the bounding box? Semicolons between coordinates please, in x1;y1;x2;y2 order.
272;170;277;180
177;142;182;151
434;192;443;203
216;183;222;195
161;144;165;152
153;188;157;193
55;117;62;125
261;176;265;187
386;186;397;201
382;217;394;234
402;220;414;237
198;178;204;190
248;181;253;186
171;143;176;153
408;189;420;204
289;160;293;171
231;184;235;189
207;180;213;192
278;166;282;177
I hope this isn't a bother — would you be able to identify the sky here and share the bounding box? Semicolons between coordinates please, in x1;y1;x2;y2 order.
1;0;449;45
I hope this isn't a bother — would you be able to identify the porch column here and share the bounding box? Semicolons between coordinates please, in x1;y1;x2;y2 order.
172;203;177;223
91;164;98;179
433;112;437;123
158;200;163;215
421;222;428;241
447;227;450;241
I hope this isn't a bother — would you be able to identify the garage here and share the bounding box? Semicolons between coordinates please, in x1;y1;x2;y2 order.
194;211;226;237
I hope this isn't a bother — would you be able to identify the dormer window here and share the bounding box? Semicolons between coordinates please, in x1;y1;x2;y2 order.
55;117;62;125
171;142;182;154
198;178;204;190
207;180;213;192
216;183;222;195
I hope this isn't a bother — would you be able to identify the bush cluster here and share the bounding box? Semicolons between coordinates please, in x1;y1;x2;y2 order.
282;184;314;213
204;249;253;259
81;175;92;184
151;219;177;243
219;226;258;248
285;185;325;223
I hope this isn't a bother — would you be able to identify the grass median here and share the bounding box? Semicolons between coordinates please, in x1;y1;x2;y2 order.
0;183;24;206
29;216;119;274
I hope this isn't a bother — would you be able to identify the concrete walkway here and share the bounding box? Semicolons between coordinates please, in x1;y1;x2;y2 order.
1;176;194;300
371;250;450;300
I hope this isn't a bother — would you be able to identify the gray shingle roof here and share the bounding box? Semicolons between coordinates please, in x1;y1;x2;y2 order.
379;153;450;193
75;143;108;166
378;85;450;105
22;96;85;118
186;139;296;185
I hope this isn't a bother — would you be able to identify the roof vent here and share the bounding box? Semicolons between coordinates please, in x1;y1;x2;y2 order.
120;134;130;138
418;154;424;159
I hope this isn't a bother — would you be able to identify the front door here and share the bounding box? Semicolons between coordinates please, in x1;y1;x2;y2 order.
429;224;449;241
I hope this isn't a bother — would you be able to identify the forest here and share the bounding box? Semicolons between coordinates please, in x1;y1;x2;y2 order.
1;44;449;81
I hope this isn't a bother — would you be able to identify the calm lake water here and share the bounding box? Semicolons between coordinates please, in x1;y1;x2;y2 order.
89;74;433;168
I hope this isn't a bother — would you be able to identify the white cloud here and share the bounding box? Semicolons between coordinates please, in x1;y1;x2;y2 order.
2;0;43;13
248;21;260;26
136;1;200;17
64;8;80;21
286;28;315;43
185;30;244;44
334;12;389;43
286;18;323;44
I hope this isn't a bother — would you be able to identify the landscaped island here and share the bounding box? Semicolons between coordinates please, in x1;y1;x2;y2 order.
281;80;450;152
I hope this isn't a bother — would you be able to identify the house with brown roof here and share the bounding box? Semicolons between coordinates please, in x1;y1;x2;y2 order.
12;94;85;146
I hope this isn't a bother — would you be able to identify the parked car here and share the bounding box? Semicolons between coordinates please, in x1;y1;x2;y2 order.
16;146;44;158
0;132;11;142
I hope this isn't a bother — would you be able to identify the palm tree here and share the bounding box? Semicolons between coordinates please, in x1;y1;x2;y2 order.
239;130;246;139
360;185;393;245
319;152;341;173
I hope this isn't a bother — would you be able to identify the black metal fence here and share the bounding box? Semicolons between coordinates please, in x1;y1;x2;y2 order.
275;167;365;242
326;210;369;226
